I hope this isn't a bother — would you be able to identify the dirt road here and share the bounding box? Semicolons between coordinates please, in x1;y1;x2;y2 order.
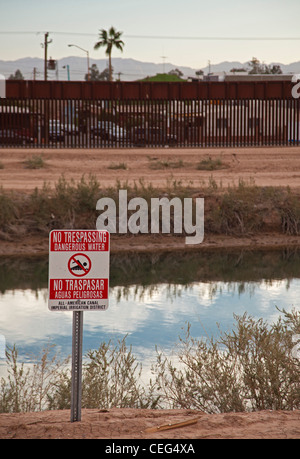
1;146;300;191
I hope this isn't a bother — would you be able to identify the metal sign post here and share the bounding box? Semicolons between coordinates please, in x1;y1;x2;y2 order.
48;229;110;423
71;311;84;422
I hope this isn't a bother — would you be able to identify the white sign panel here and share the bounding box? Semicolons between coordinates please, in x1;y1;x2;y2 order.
48;229;110;311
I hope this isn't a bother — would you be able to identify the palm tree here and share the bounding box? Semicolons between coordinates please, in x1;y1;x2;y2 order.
94;27;124;82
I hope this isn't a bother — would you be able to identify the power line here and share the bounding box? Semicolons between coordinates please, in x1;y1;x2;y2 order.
125;35;300;41
1;30;300;40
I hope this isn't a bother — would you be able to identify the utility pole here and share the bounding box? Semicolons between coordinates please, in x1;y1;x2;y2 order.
68;44;90;80
44;32;52;81
63;65;70;81
208;60;211;75
161;55;167;74
42;32;52;145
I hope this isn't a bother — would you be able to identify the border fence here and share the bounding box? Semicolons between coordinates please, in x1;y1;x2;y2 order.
1;80;300;148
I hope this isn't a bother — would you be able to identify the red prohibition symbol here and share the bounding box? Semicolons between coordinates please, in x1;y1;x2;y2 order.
68;253;92;277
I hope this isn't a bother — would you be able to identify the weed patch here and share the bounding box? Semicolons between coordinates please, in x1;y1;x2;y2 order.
108;162;127;170
197;156;226;171
0;175;297;238
23;154;46;169
148;159;184;170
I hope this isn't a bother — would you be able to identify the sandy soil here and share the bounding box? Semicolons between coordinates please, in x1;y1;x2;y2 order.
1;146;300;439
1;408;300;439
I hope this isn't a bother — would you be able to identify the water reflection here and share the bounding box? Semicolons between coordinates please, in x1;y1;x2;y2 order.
0;249;300;370
1;247;300;293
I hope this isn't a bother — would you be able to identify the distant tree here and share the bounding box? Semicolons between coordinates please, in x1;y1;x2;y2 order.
248;57;263;74
85;64;100;81
85;64;113;81
168;68;183;77
140;73;185;82
94;27;124;82
230;68;247;73
265;64;283;75
247;57;282;75
195;70;204;76
98;67;112;81
8;69;24;80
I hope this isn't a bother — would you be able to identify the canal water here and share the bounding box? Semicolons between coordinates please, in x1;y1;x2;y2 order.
0;248;300;374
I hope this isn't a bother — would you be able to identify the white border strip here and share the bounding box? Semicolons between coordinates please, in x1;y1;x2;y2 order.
0;74;6;98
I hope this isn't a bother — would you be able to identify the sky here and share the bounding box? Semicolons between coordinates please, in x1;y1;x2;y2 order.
1;0;300;69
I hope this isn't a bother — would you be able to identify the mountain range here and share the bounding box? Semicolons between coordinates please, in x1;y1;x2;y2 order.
1;57;300;81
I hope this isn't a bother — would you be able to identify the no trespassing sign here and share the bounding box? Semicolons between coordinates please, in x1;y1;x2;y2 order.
48;229;110;311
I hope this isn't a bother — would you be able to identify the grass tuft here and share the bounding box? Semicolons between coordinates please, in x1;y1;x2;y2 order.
23;154;46;169
197;156;226;171
108;162;127;170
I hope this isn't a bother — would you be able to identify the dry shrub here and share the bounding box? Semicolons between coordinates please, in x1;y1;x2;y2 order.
81;338;158;410
1;310;299;414
207;180;281;235
0;345;69;413
279;192;300;235
153;309;300;413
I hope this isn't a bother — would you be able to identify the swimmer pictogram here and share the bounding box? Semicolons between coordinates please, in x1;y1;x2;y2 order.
68;253;91;277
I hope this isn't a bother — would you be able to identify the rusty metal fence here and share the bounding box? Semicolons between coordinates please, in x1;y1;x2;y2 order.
1;80;299;148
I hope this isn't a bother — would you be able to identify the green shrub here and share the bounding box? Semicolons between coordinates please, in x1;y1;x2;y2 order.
108;162;127;170
197;156;225;171
0;188;18;229
148;159;184;170
23;154;46;169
